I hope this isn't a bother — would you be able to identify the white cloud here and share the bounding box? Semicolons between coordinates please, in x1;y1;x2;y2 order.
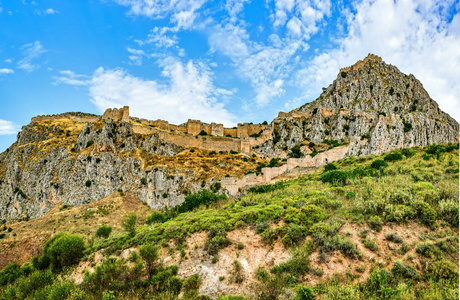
127;47;145;65
4;59;12;63
295;0;460;122
0;7;3;13
44;8;58;14
0;119;19;135
56;59;235;126
17;41;45;72
112;0;206;29
53;70;90;86
209;23;301;106
0;68;14;74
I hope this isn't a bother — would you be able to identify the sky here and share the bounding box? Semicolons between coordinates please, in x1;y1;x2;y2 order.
0;0;459;152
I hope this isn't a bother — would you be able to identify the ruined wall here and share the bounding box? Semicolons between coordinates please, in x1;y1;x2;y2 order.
237;123;249;137
224;128;237;137
340;53;382;72
102;106;129;122
187;120;202;136
221;145;350;195
31;114;100;123
210;123;224;136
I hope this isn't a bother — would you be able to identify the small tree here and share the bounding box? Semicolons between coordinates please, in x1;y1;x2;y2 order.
139;243;159;278
37;233;86;270
96;225;112;238
198;130;207;136
122;213;137;236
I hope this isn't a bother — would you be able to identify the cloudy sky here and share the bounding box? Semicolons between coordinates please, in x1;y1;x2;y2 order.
0;0;459;151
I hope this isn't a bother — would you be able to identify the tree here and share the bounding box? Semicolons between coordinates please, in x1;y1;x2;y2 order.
96;225;112;238
122;213;137;236
139;243;159;278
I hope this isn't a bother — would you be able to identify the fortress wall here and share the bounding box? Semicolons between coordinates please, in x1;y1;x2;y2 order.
248;124;266;136
210;123;224;136
222;145;350;196
237;123;249;137
132;125;157;135
102;106;129;122
224;128;237;137
187;119;202;136
340;53;382;72
31;114;100;123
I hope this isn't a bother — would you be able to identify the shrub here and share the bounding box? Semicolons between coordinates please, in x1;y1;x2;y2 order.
205;225;230;255
122;213;137;236
368;216;383;232
146;211;169;224
0;263;22;286
324;163;337;171
389;87;394;95
177;190;226;213
85;180;92;187
427;260;459;282
237;242;244;250
96;225;112;238
198;130;207;136
414;201;436;227
294;285;316;300
363;239;378;252
230;150;238;154
391;261;416;279
403;120;412;132
416;242;435;257
140;177;147;185
439;199;459;227
384;152;403;162
290;144;304;158
385;233;403;243
321;170;348;186
139;243;159;278
183;274;202;291
39;233;86;270
371;159;388;169
86;140;94;148
341;71;347;78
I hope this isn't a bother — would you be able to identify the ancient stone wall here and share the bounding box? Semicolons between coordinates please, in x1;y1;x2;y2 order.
340;53;382;72
237;123;249;137
210;123;224;136
221;145;350;195
187;119;202;136
31;114;100;123
224;128;237;137
102;106;129;122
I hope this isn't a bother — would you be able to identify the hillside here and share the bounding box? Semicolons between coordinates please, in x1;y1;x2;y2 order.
0;144;458;299
0;54;458;222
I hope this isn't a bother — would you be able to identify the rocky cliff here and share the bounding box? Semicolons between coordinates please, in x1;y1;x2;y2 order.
0;54;458;221
253;54;458;158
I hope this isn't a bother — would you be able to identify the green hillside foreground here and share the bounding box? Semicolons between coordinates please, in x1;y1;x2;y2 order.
0;143;458;299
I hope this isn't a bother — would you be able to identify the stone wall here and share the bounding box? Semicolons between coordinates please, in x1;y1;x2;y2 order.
102;106;130;122
221;145;350;195
31;114;100;123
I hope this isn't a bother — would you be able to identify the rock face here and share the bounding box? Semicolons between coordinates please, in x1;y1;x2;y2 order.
0;54;458;220
254;54;458;158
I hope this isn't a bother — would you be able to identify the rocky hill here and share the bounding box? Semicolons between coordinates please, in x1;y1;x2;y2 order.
0;54;458;221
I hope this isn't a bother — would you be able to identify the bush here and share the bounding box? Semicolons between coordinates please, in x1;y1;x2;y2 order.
321;170;348;186
324;163;337;171
96;225;112;238
0;263;23;287
341;71;347;78
177;190;226;213
371;159;388;169
198;130;207;136
140;177;147;185
416;242;435;257
414;201;436;227
368;216;383;232
427;260;459;282
183;274;202;291
295;285;316;300
391;261;416;279
86;140;94;148
384;152;403;162
290;144;304;158
85;180;92;187
139;243;159;278
38;233;86;270
122;213;138;236
146;211;169;225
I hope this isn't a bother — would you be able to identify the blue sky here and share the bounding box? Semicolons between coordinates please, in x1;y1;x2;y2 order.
1;0;459;152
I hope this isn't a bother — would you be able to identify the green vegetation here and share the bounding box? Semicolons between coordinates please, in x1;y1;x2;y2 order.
0;144;458;299
96;225;112;238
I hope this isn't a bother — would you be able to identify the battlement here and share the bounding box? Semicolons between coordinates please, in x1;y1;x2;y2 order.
31;113;100;123
340;53;383;73
102;106;130;122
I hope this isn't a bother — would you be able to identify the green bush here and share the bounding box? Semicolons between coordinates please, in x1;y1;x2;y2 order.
294;285;316;300
370;159;388;169
324;163;337;171
341;71;347;78
177;190;226;213
139;243;159;278
198;130;207;136
0;263;23;287
183;274;202;291
290;144;304;158
85;180;92;187
140;177;147;185
321;170;348;186
427;260;459;282
384;152;403;162
96;225;112;238
414;201;436;227
368;216;383;232
146;211;169;225
416;242;436;257
122;213;138;236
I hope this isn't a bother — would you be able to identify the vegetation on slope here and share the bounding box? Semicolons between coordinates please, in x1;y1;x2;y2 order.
0;143;458;299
